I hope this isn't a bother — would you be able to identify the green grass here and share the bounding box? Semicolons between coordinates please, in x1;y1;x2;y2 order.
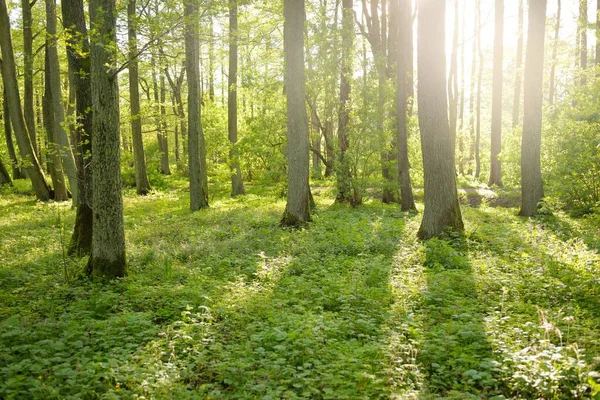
1;180;599;399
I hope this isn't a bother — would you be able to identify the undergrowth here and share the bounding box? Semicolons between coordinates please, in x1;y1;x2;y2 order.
1;181;599;399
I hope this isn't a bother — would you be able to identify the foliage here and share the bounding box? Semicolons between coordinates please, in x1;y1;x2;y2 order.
1;182;600;399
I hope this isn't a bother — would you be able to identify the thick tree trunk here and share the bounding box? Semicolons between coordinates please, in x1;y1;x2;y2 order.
489;0;504;187
448;0;459;157
0;1;52;201
127;0;151;195
43;51;69;201
88;0;126;279
185;0;209;210
512;0;524;127
548;0;560;105
519;0;547;217
22;0;37;155
2;89;25;179
395;0;416;211
335;0;359;206
63;0;93;256
417;0;463;239
281;0;311;227
228;0;245;196
46;0;79;204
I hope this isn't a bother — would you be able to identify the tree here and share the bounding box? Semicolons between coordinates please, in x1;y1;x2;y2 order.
548;0;560;105
46;0;79;204
228;0;245;196
0;157;10;185
88;0;126;278
416;0;463;239
281;0;311;227
0;0;52;201
2;88;25;180
394;0;415;211
512;0;524;126
63;0;94;256
578;0;588;85
335;0;359;206
127;0;152;195
22;0;37;156
185;0;209;211
519;0;547;217
489;0;504;187
475;0;483;178
448;0;458;155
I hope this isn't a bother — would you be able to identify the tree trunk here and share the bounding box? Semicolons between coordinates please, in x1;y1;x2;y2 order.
406;2;415;115
185;0;209;210
512;0;524;126
0;1;52;201
127;0;151;195
43;51;69;201
88;0;126;279
395;0;416;211
579;0;588;85
159;60;170;175
519;0;547;217
63;0;93;256
209;17;215;103
448;0;459;157
228;0;245;196
467;1;478;175
2;89;25;179
475;0;483;178
458;0;466;174
0;156;11;185
548;0;560;105
46;0;79;204
417;0;463;239
335;0;358;206
22;0;37;156
489;0;504;187
281;0;311;227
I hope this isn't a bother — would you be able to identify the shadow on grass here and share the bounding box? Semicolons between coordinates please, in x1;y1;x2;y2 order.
417;236;501;399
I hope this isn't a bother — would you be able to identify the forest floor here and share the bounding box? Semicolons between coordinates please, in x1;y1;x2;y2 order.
1;179;600;399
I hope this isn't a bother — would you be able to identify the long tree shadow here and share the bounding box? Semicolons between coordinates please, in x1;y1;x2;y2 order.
416;236;501;399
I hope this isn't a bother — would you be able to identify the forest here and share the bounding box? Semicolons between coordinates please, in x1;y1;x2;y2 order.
1;0;600;398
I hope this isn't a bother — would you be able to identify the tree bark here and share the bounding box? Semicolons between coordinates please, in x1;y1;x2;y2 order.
63;0;93;256
185;0;209;210
0;1;52;201
395;0;416;211
448;0;459;158
512;0;524;126
579;0;588;85
88;0;126;278
43;50;69;201
22;0;37;156
489;0;504;187
2;88;25;179
281;0;311;227
46;0;79;204
335;0;359;206
0;156;10;185
549;0;560;105
228;0;245;196
417;0;463;239
159;56;170;175
475;0;483;178
519;0;547;217
127;0;151;195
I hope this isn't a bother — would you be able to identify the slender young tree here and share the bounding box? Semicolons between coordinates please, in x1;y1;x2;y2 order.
0;0;52;201
549;0;561;105
127;0;151;195
579;0;588;85
512;0;524;127
417;0;463;239
489;0;504;187
520;0;547;217
395;0;416;211
185;0;209;210
2;88;24;179
88;0;126;278
228;0;245;196
475;0;483;178
336;0;358;206
281;0;311;227
63;0;94;256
